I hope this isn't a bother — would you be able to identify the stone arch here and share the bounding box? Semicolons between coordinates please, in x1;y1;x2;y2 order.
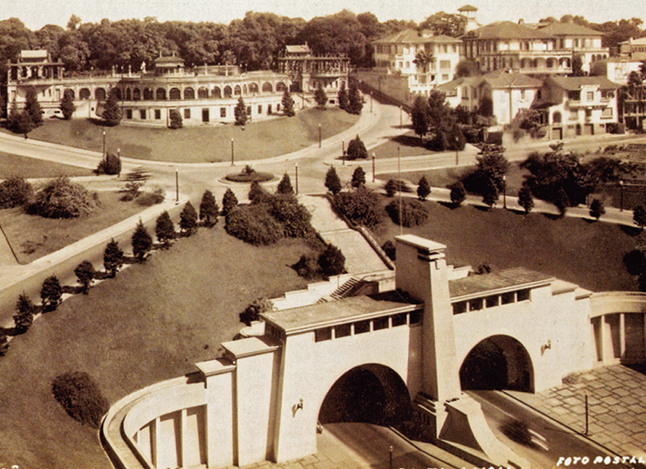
113;88;122;100
262;82;273;93
64;88;75;100
198;87;209;99
560;57;571;68
95;87;106;100
234;85;242;96
249;83;259;94
546;58;556;69
318;364;411;426
133;88;141;101
243;84;248;95
79;88;91;100
213;87;222;98
184;87;195;100
156;88;167;100
276;82;287;92
169;88;181;100
459;335;534;392
125;88;132;101
224;86;233;98
143;88;154;100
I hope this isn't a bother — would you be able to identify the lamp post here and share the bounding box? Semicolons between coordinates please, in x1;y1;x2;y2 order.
117;148;121;178
102;130;106;158
175;168;179;204
231;137;235;166
318;123;322;148
372;152;376;183
455;135;459;166
295;163;299;195
370;92;373;113
503;174;507;209
620;179;624;211
399;106;402;127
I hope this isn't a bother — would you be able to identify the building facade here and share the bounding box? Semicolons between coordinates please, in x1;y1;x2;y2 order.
7;50;297;126
619;37;646;61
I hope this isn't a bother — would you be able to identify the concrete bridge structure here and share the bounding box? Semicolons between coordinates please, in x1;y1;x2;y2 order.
102;235;646;469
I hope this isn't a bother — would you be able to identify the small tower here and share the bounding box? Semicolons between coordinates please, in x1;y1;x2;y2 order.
458;5;480;33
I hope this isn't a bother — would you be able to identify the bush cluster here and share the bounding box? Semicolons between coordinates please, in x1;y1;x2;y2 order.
385;199;430;227
51;372;110;428
333;187;385;230
0;176;34;209
30;177;99;219
95;152;122;175
292;243;346;279
226;204;285;245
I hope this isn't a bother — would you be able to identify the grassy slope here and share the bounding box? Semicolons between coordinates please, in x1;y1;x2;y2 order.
0;152;93;179
25;109;359;163
376;201;640;293
369;130;434;159
0;225;309;469
0;192;148;264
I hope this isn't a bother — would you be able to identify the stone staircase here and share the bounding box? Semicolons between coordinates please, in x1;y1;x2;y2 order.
319;228;390;275
317;277;366;303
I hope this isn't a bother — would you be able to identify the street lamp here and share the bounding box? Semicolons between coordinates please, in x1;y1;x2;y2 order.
372;152;376;183
318;123;322;148
102;130;106;158
399;106;403;127
620;179;624;211
175;167;179;204
455;135;459;166
503;174;507;209
231;137;235;166
370;92;373;113
295;163;299;195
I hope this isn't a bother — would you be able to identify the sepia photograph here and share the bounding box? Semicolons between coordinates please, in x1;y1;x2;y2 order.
0;1;645;468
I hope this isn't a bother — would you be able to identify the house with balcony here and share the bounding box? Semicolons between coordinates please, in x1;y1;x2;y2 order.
537;21;607;74
536;76;619;139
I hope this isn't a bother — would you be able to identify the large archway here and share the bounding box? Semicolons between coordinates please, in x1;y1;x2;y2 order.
460;335;534;392
318;364;411;426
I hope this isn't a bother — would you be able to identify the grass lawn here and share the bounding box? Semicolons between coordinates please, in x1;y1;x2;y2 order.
370;130;435;159
0;192;148;264
0;225;309;469
374;200;640;293
25;109;359;163
0;152;93;179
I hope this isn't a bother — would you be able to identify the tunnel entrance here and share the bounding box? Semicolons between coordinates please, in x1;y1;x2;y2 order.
460;335;534;392
318;364;411;426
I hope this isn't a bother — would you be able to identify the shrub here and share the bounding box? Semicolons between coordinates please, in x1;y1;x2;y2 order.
14;292;36;334
325;166;342;195
103;239;124;278
74;260;95;294
239;297;273;326
590;199;605;220
382;240;396;260
518;184;534;214
222;188;239;215
225;205;284;245
132;220;153;261
30;177;99;218
417;176;431;201
385;179;398;198
96;152;121;176
333;187;385;229
225;166;273;183
169;109;183;129
386;199;430;227
268;196;312;238
624;249;645;276
155;211;176;247
41;275;62;312
292;252;321;279
179;201;198;236
351;166;366;188
51;372;109;428
318;244;346;277
249;181;271;204
199;190;219;227
282;89;295;117
102;88;122;126
60;88;76;120
276;173;295;195
0;176;34;208
135;188;165;206
347;136;368;160
315;87;328;108
234;96;248;125
449;181;466;206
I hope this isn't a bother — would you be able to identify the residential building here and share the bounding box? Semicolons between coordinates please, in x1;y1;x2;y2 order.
619;37;646;61
537;21;608;74
537;76;619;138
7;50;295;126
276;44;350;105
593;57;642;86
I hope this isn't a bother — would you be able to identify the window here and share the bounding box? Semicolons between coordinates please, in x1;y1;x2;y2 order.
373;317;389;331
184;108;191;119
440;60;451;70
517;289;530;302
354;320;370;334
501;292;515;305
453;302;467;315
246;106;251;116
469;298;483;311
335;324;351;338
139;109;146;119
602;107;613;118
268;104;272;114
258;105;262;114
587;91;595;101
315;328;331;342
568;91;581;101
126;109;133;119
409;311;421;324
442;74;449;81
485;295;499;308
220;107;226;118
154;109;161;120
391;313;407;327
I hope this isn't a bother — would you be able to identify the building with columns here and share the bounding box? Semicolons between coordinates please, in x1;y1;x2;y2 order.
6;51;297;126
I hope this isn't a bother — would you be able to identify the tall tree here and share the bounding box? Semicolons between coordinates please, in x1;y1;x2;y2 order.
518;184;534;214
411;95;430;141
103;238;124;277
14;292;36;334
281;89;295;117
25;88;43;128
60;88;76;120
40;275;62;312
222;188;239;216
234;96;248;125
325;166;342;195
277;173;294;195
417;176;431;201
102;87;122;126
132;220;153;262
155;211;176;247
314;87;328;108
179;201;198;235
351;166;366;188
338;81;349;111
199;190;219;227
74;260;96;294
347;80;363;115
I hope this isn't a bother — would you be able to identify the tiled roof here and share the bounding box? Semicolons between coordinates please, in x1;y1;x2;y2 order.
449;267;553;299
153;55;184;65
482;71;543;88
436;75;484;91
375;29;462;44
620;37;646;45
458;4;478;11
547;76;621;90
286;45;311;53
464;21;553;40
539;21;604;37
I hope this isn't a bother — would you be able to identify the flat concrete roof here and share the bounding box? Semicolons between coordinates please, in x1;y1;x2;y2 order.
262;295;420;335
395;234;446;252
222;335;281;359
449;267;553;300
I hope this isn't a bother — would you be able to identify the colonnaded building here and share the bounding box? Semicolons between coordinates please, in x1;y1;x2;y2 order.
102;235;645;469
6;48;349;126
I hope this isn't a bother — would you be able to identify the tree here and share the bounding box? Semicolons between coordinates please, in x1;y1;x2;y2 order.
0;176;33;209
338;81;349;111
481;177;499;208
571;55;585;77
0;329;8;356
96;152;121;175
14;292;36;334
518;184;534;214
277;173;294;195
634;204;646;229
347;80;363;115
25;88;43;128
419;11;467;37
75;260;95;294
248;181;270;204
385;179;398;198
132;220;153;262
31;176;98;219
60;88;76;120
239;297;273;326
325;166;342;195
417;176;431;201
199;190;219;227
103;239;124;278
102;88;122;126
449;181;466;206
346;135;368;160
179;201;198;235
318;244;346;277
411;95;430;141
590;199;605;220
351;166;366;188
314;87;328;108
282;89;295;117
475;144;510;196
40;275;62;312
222;188;238;216
7;99;33;136
155;211;176;247
51;371;109;429
169;109;183;129
234;96;248;125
